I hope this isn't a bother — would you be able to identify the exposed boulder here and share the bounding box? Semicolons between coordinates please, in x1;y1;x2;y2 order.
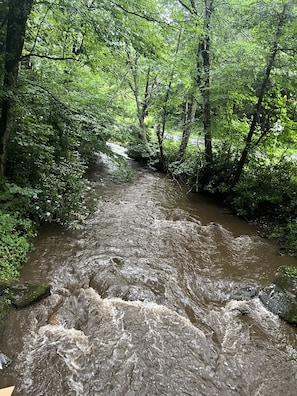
259;266;297;325
0;281;51;369
1;282;51;308
0;352;11;370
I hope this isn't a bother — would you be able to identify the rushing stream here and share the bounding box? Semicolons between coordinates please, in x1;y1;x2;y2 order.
1;149;297;395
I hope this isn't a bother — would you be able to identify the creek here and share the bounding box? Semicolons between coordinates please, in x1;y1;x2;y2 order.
0;149;297;395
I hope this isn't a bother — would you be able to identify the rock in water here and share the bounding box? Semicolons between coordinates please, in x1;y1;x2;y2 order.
259;266;297;325
0;353;11;370
0;281;51;342
1;282;51;308
231;285;258;301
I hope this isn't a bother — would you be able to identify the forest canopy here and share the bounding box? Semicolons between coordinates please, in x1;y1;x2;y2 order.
0;0;297;279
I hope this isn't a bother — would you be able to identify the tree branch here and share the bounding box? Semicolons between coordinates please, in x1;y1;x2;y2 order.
279;47;297;54
29;2;53;54
176;0;196;15
24;80;82;116
21;53;79;61
109;0;171;26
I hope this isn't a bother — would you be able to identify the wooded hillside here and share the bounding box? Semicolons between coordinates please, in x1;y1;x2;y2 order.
0;0;297;279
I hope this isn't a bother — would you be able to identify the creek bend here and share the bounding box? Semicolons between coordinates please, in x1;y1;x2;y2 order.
1;155;297;395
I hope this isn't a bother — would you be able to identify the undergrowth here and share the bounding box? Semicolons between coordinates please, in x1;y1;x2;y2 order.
0;210;36;281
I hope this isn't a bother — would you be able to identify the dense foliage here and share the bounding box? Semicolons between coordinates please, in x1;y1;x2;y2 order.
0;0;296;279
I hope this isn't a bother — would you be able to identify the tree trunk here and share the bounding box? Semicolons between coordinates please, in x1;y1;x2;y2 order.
0;0;33;177
0;1;9;113
127;53;152;144
231;5;287;187
139;66;151;141
177;94;196;161
157;29;182;169
197;0;213;165
177;0;213;164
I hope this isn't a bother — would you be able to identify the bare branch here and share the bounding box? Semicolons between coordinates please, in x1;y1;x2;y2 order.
279;47;297;54
176;0;195;15
21;53;79;61
30;2;53;54
109;0;171;26
189;0;198;14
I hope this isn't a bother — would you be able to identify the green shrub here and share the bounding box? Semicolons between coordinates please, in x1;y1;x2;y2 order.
168;154;199;184
166;142;236;192
266;219;297;256
0;211;35;281
6;92;101;226
201;144;237;194
0;182;38;217
127;140;159;167
232;157;297;219
111;155;134;182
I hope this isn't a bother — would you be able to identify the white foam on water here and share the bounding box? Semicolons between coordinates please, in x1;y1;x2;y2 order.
14;288;225;396
4;164;297;395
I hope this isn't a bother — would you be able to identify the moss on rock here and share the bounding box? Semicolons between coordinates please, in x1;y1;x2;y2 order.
0;281;51;342
4;282;51;308
277;265;297;277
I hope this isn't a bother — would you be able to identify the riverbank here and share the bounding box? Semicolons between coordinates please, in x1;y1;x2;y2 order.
0;145;296;346
127;140;297;258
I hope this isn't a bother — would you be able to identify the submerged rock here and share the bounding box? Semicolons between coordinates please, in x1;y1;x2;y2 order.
231;285;258;301
259;266;297;325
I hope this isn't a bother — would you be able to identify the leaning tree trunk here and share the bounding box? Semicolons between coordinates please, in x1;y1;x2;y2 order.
0;0;33;177
231;4;287;188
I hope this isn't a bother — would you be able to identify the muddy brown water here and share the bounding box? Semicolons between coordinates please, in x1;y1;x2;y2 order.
1;152;297;395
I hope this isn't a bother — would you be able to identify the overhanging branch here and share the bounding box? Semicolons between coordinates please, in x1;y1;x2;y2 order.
21;53;79;61
176;0;196;15
109;0;171;26
279;47;297;54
